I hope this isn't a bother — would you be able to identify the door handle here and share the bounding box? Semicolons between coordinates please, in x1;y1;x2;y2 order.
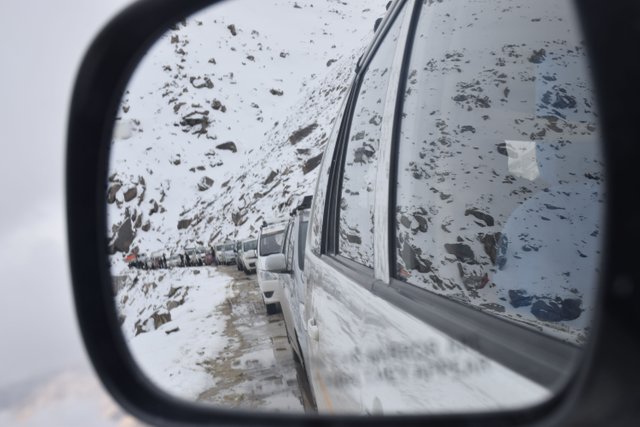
308;318;319;342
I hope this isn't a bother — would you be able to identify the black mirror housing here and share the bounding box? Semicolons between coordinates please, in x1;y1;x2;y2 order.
66;0;640;425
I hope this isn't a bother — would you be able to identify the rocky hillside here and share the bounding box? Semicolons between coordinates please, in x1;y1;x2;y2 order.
107;0;388;270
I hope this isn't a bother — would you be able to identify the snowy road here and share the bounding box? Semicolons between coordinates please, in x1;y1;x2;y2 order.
116;264;313;413
196;266;312;412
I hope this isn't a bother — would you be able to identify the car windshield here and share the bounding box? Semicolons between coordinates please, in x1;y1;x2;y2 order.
259;231;285;256
243;239;257;251
223;244;234;251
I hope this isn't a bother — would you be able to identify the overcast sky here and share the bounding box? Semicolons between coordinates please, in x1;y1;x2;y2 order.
0;0;138;424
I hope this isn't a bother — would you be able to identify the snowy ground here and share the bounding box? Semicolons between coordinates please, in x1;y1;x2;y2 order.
116;265;309;411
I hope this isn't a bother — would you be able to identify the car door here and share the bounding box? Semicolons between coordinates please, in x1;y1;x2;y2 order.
279;220;299;352
305;0;421;413
304;0;602;415
286;210;311;366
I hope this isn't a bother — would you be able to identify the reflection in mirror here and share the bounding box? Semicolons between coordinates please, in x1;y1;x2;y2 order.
106;0;604;415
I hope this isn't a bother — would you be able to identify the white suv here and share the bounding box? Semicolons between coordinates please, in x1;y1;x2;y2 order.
287;0;603;414
263;196;312;367
238;238;258;274
256;219;288;314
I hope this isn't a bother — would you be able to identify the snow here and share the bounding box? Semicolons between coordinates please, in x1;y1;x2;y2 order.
116;267;231;400
106;0;389;265
392;0;603;345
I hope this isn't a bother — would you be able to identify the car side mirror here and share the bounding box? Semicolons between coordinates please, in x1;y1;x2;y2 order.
65;0;640;425
263;253;288;273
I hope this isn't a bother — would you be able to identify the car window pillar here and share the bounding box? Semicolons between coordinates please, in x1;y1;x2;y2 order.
373;0;415;283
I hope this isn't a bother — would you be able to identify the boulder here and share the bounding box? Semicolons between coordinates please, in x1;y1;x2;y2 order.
198;176;214;191
528;48;546;64
479;232;506;266
190;76;214;89
263;170;278;185
111;219;135;253
465;208;494;226
177;218;192;229
530;297;583;322
531;300;564;322
508;289;533;308
107;183;122;204
166;300;184;311
412;214;428;233
444;243;476;263
561;298;583;320
152;311;172;329
211;99;225;111
302;153;323;174
123;187;137;202
216;141;237;153
149;200;159;216
400;241;431;273
133;214;142;229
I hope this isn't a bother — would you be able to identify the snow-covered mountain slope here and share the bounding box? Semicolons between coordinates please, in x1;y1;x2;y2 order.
107;0;389;271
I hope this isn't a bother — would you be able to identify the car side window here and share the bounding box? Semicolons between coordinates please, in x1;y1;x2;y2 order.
337;9;405;268
297;220;308;271
283;222;294;271
393;0;603;344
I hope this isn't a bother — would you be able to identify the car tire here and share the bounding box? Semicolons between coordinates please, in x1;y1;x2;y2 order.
266;303;277;315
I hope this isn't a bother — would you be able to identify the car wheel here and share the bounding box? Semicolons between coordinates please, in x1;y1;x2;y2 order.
266;303;277;315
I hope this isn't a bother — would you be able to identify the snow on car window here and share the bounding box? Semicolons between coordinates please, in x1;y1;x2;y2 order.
338;9;404;268
260;230;285;256
394;0;603;345
243;239;257;251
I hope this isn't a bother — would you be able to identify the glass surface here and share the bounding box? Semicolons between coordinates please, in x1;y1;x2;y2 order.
337;7;404;267
243;239;257;251
105;0;603;416
259;230;285;256
393;0;603;346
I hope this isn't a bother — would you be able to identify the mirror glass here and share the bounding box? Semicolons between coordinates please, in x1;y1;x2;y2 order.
107;0;605;415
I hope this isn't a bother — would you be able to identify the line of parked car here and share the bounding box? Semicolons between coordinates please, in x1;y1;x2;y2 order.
126;239;259;272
